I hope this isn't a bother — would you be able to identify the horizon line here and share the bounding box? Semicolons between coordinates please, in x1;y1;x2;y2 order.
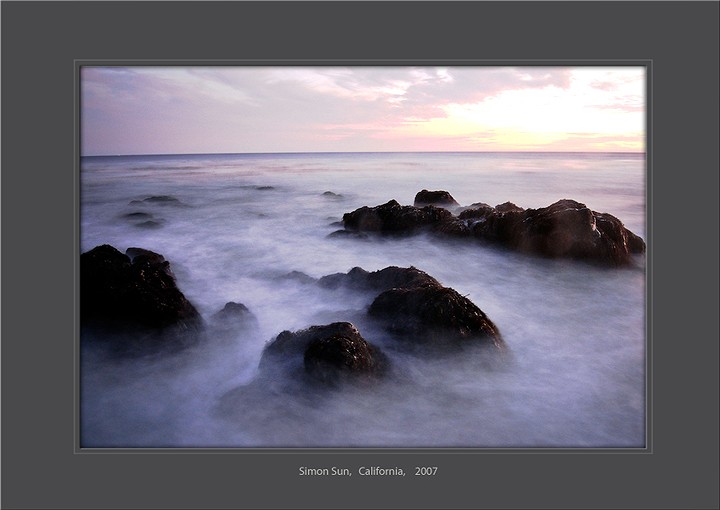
82;149;646;158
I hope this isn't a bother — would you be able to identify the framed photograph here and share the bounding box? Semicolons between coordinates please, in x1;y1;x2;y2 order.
79;65;648;450
2;2;718;509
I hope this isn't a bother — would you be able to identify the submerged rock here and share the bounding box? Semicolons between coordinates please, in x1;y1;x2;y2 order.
129;195;182;205
135;220;163;229
123;211;153;219
80;244;203;352
144;195;179;203
414;189;460;208
280;270;318;285
260;322;389;385
211;301;259;330
327;230;370;240
122;212;165;229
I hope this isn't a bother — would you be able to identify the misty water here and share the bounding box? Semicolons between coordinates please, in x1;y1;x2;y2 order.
80;152;646;448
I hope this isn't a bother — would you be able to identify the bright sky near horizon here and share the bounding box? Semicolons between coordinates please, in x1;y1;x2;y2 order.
81;66;645;156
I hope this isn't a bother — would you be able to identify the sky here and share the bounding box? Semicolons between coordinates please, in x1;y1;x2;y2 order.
81;66;645;156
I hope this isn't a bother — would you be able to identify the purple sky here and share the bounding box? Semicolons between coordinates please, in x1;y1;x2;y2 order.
81;66;645;156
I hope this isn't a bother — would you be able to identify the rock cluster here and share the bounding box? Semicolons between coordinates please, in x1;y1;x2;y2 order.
338;191;645;267
319;266;504;350
81;245;259;354
81;248;503;383
256;266;504;386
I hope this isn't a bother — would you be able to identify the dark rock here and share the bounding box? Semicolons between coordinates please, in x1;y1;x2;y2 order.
340;194;645;267
260;322;388;385
317;265;503;351
214;301;250;317
368;283;504;351
342;199;452;234
432;217;472;237
318;266;373;290
495;201;525;213
414;189;460;208
256;186;275;191
144;195;179;203
211;302;258;330
304;333;387;385
318;265;439;292
624;226;647;254
366;266;440;291
125;247;167;265
458;205;495;220
327;230;370;240
479;199;646;266
129;195;181;205
322;191;343;198
281;271;317;285
135;220;163;229
470;208;526;245
123;212;153;219
80;244;202;351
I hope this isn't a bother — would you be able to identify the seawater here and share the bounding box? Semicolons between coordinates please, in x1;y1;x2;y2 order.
80;152;646;448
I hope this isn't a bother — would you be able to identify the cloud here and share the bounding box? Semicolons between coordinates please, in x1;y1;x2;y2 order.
80;66;643;155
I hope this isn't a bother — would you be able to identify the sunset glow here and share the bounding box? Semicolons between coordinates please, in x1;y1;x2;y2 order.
81;66;645;156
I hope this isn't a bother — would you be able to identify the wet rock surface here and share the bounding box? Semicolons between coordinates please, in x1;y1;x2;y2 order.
338;192;645;267
368;284;504;350
342;199;453;234
414;189;460;208
473;199;645;266
319;265;505;351
260;322;389;386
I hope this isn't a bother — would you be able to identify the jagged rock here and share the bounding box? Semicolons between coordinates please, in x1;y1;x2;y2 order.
342;199;453;234
318;265;504;351
338;193;645;267
414;189;460;208
477;199;645;266
431;217;472;237
80;244;202;351
494;201;524;213
318;266;439;292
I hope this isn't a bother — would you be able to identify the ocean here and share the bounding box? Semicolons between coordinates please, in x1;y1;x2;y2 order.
80;151;646;448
